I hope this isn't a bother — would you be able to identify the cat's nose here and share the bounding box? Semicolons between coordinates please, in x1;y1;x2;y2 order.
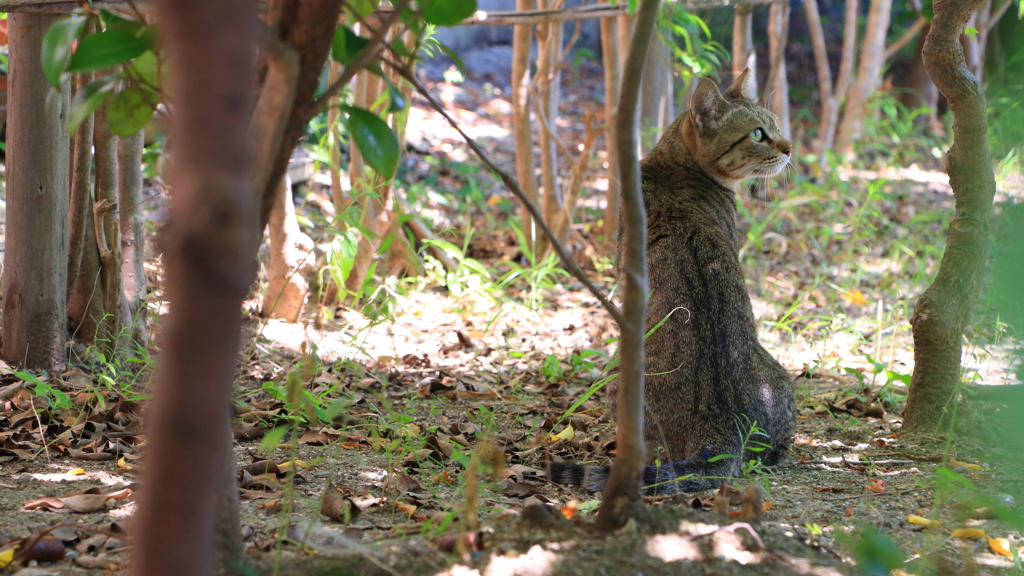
781;145;792;156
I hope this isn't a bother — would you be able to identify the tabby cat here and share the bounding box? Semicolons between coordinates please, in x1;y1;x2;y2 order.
549;69;795;495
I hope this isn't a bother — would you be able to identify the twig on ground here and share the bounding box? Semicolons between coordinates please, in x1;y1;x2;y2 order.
823;487;919;501
794;459;915;466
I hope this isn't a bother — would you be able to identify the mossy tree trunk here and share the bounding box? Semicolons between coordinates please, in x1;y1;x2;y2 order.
903;0;997;432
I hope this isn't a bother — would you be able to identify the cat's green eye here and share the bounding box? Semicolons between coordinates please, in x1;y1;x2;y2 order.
750;128;765;142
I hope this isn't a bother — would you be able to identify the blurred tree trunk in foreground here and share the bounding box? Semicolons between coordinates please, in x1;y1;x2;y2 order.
903;0;997;432
131;0;256;575
2;13;70;370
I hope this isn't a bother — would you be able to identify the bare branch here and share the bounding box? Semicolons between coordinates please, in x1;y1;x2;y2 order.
982;0;1014;33
307;0;410;120
884;16;928;60
389;64;626;327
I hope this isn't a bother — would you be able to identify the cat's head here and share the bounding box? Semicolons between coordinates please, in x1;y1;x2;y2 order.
677;69;792;186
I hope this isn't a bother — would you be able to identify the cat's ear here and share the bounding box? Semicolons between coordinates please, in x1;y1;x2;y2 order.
722;68;757;102
689;77;727;127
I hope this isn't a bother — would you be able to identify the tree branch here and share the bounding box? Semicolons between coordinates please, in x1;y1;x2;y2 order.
982;0;1013;33
306;0;409;120
389;64;626;327
884;16;928;60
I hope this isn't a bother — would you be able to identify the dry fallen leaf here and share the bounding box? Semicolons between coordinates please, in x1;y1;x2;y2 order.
908;515;941;527
21;488;132;513
865;480;886;494
988;537;1011;557
951;528;987;539
841;289;868;305
549;424;574;442
949;459;985;471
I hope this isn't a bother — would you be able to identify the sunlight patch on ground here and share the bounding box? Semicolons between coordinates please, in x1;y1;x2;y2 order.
258;287;616;367
437;544;559;576
644;532;702;562
837;165;952;194
19;469;129;486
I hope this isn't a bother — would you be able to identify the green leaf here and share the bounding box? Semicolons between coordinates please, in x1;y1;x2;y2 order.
432;39;467;80
126;50;159;88
41;16;86;87
259;426;290;451
67;30;150;73
68;75;118;133
391;38;412;59
99;9;143;35
851;527;905;576
385;78;406;112
347;0;377;18
343;105;399;177
421;0;477;25
331;25;369;65
107;87;155;136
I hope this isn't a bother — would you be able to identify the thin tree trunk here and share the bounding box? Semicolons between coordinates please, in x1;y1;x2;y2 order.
617;12;632;71
119;130;146;315
68;69;95;315
70;193;104;346
326;60;345;212
94;105;128;350
2;13;70;370
345;67;388;296
766;0;791;139
600;15;621;237
596;0;659;533
640;34;673;153
132;0;255;574
512;0;538;253
904;22;940;132
903;0;996;432
256;0;345;232
536;0;563;255
550;112;600;245
804;0;832;161
836;0;893;153
261;173;314;321
823;0;859;159
732;5;757;95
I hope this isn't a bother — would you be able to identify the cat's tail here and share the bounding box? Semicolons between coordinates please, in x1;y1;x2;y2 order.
547;457;736;495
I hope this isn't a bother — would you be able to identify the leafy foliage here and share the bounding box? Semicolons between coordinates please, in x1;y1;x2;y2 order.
41;9;159;135
420;0;477;26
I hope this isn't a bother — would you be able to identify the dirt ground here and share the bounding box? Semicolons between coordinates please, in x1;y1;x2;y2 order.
1;299;1022;575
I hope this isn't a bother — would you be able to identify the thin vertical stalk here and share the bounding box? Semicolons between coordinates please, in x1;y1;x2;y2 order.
595;0;659;533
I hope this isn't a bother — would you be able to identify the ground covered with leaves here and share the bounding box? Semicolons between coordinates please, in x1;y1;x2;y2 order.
2;48;1024;575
